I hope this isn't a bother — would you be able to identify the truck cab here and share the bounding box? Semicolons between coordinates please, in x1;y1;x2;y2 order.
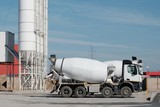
102;57;143;98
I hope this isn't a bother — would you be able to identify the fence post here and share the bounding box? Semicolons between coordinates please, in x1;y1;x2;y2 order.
157;76;159;91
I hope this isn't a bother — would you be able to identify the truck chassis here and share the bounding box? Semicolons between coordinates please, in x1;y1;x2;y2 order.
55;78;141;98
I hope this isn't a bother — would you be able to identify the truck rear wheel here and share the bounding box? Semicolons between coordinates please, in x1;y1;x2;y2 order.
74;86;86;98
60;86;73;97
101;86;113;98
120;86;132;98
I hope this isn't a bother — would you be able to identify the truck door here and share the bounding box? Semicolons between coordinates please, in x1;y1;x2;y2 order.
124;65;142;82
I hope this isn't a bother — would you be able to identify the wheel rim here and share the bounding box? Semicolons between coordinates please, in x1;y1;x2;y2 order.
102;87;113;98
78;89;83;95
61;86;72;97
123;89;129;95
104;90;110;95
75;87;86;97
64;89;69;95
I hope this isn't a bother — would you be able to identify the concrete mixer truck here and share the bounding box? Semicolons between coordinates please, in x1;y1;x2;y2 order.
48;55;143;98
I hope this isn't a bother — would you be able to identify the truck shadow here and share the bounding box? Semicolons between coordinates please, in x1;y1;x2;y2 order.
29;93;135;98
27;94;160;107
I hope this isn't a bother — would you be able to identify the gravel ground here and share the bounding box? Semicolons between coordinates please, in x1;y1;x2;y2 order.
0;91;159;107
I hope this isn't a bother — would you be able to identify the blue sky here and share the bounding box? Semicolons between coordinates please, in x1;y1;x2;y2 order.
0;0;160;71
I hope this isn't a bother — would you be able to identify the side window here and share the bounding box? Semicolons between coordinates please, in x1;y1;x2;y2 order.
127;65;137;75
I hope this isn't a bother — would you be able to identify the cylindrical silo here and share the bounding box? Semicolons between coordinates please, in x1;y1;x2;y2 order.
19;0;36;51
45;0;48;56
40;0;44;54
35;0;40;53
43;0;48;75
19;0;48;90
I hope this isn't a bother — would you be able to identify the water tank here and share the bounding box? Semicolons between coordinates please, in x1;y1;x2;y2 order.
103;61;123;78
0;32;14;62
54;58;108;83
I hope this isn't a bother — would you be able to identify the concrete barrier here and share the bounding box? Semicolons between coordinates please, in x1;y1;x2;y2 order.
0;75;19;91
1;75;56;91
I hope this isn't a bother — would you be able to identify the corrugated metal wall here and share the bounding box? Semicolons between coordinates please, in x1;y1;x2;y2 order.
0;45;19;90
0;45;19;75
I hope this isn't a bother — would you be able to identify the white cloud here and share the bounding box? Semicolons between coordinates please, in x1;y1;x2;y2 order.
49;50;89;57
50;1;160;27
87;9;160;26
49;37;130;48
49;50;118;60
49;31;89;38
49;14;74;26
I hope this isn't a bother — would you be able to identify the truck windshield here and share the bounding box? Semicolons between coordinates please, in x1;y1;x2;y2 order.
127;65;137;75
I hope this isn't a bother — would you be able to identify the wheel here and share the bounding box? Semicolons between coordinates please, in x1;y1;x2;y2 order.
120;86;132;98
101;86;113;98
60;86;73;97
74;86;86;98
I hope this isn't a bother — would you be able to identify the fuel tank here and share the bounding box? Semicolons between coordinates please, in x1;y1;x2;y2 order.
54;58;108;83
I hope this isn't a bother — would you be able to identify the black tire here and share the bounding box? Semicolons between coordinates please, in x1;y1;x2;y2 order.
74;86;86;98
120;86;132;98
60;86;73;97
101;86;113;98
90;93;94;95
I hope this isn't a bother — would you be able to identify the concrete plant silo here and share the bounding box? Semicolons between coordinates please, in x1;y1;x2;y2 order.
19;0;48;90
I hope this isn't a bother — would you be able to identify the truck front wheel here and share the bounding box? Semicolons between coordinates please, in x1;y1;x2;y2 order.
60;86;73;97
74;86;86;98
101;86;113;98
120;86;132;98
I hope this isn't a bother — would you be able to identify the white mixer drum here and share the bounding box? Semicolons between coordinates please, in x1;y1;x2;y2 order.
54;58;108;83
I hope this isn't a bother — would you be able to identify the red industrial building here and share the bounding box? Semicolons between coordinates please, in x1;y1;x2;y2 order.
145;71;160;77
0;44;19;76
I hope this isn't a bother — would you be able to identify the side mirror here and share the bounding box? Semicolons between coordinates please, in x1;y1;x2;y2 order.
49;54;56;64
139;67;143;75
